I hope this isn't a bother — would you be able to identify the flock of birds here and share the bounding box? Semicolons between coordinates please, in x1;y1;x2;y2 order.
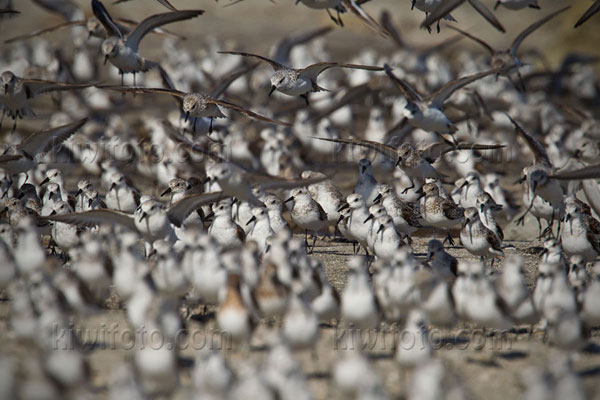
0;0;600;399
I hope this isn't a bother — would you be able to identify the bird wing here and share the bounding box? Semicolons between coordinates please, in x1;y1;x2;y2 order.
22;79;93;98
98;85;186;98
446;25;494;56
511;6;570;58
574;0;600;28
21;118;87;157
273;25;333;65
383;64;423;103
548;164;600;180
311;136;398;161
32;0;82;21
210;63;258;99
92;0;123;39
43;209;137;231
465;0;505;33
419;142;506;163
255;175;329;191
218;51;287;71
0;154;24;163
113;0;178;11
505;114;552;167
442;201;464;220
126;10;204;52
166;191;226;227
209;98;292;126
4;21;84;44
380;10;407;48
429;67;502;108
420;0;465;30
342;0;389;38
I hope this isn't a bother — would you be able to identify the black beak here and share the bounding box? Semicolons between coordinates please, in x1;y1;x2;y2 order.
284;196;294;203
88;199;93;207
246;216;257;226
565;213;571;222
50;210;56;216
185;111;190;122
395;157;402;167
4;84;8;94
461;181;469;188
377;224;384;234
480;204;485;213
514;176;526;185
205;211;214;220
363;214;374;223
373;193;382;204
88;30;93;39
494;0;500;10
161;187;172;197
104;55;109;65
138;211;147;223
361;166;366;174
531;181;537;193
269;85;277;96
40;177;50;185
337;214;345;224
411;0;416;9
76;189;82;196
540;248;547;256
337;203;349;212
109;182;116;192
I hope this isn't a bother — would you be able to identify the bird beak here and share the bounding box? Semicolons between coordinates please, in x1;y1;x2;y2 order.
50;210;56;216
395;157;402;167
377;224;384;234
337;214;345;224
40;177;50;185
480;204;485;213
531;181;537;193
138;211;147;223
565;213;571;222
205;211;214;220
246;216;256;226
284;196;294;203
494;0;501;10
363;214;374;223
161;187;172;197
104;55;109;65
514;176;526;185
540;248;547;256
88;199;93;207
269;85;277;96
109;182;116;192
200;176;210;185
337;203;349;212
185;111;190;122
76;189;82;196
373;193;382;204
88;30;93;39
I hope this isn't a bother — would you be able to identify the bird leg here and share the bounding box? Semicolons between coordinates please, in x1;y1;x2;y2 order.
336;7;344;27
444;232;455;246
311;233;318;254
133;72;136;87
209;117;214;133
326;8;340;25
305;229;309;252
436;19;441;33
120;70;124;86
300;94;309;106
0;109;4;130
402;179;415;194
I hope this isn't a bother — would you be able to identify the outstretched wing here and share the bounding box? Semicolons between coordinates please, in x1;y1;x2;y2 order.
446;25;494;56
167;191;226;227
23;79;93;98
505;114;552;167
98;85;186;99
218;51;287;71
466;0;505;33
210;63;259;99
4;21;84;44
273;25;333;65
210;98;291;126
113;0;178;11
548;164;600;181
311;136;398;161
511;6;570;57
429;67;500;108
21;118;87;157
92;0;123;38
419;141;506;163
383;64;423;103
126;9;204;52
574;0;600;28
43;209;137;231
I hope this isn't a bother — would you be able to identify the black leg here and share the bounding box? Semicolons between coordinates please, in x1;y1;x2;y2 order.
120;70;124;86
311;234;317;253
0;109;4;130
133;72;136;87
300;94;309;106
12;116;17;133
436;19;440;33
444;232;455;246
326;8;339;25
402;180;415;195
209;117;214;133
305;229;309;251
193;117;197;133
336;8;343;27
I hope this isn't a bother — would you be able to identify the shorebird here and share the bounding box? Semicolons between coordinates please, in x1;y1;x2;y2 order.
339;193;372;254
218;50;383;104
207;198;246;249
374;184;422;242
353;158;379;207
341;256;380;329
420;182;464;245
301;170;344;229
476;191;504;243
313;137;504;193
373;215;404;261
217;272;254;347
92;0;203;84
418;0;505;33
0;72;90;131
561;200;599;262
447;7;570;88
104;171;140;213
425;239;458;278
460;207;503;266
495;254;538;326
296;0;387;35
285;187;327;253
102;85;290;133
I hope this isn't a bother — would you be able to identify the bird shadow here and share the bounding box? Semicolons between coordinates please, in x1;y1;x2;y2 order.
496;350;528;360
578;365;600;377
582;342;600;354
466;356;501;368
306;371;331;380
177;356;195;369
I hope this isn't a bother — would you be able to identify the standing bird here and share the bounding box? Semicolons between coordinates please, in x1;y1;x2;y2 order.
285;187;327;253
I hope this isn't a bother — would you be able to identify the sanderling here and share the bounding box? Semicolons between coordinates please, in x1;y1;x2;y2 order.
560;200;599;262
341;256;380;329
105;171;140;213
301;169;344;229
285;187;327;253
460;207;503;265
373;215;403;261
374;184;422;242
419;0;505;33
92;0;203;84
339;193;371;255
219;50;383;104
495;254;538;326
476;191;504;242
208;198;246;249
420;182;464;245
425;239;458;278
246;207;274;254
262;194;291;235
